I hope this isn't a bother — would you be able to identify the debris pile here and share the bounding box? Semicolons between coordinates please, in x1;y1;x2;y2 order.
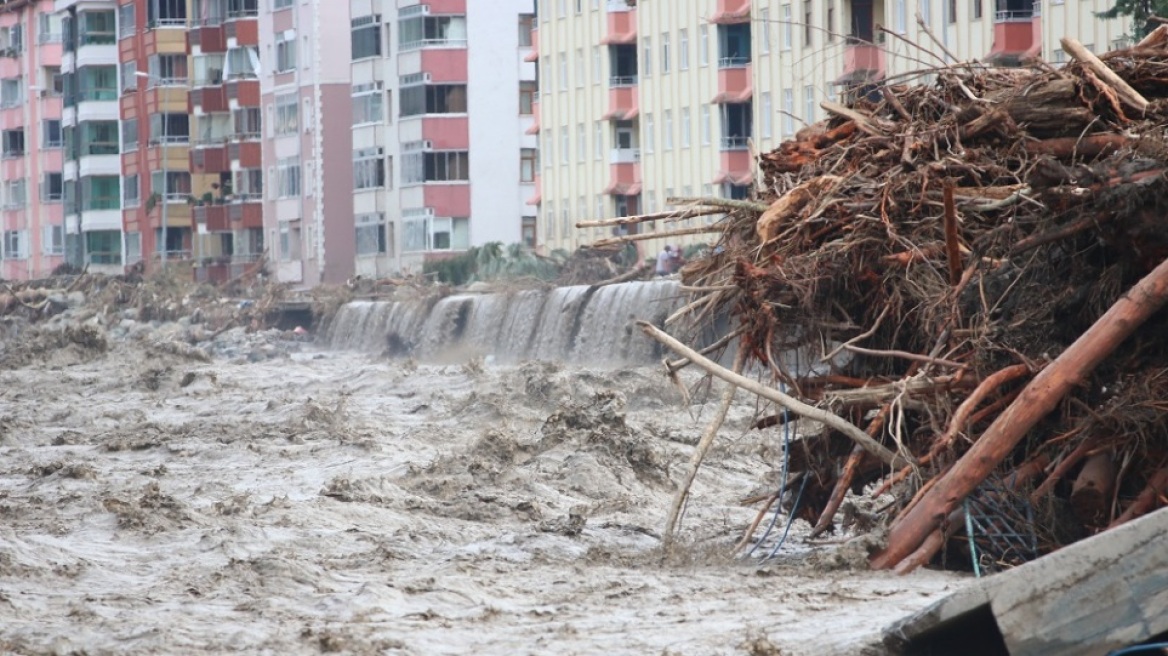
636;32;1168;573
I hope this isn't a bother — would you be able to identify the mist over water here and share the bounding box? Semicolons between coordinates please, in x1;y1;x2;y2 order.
325;280;684;364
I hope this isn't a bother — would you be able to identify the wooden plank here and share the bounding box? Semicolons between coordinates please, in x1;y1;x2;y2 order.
884;507;1168;654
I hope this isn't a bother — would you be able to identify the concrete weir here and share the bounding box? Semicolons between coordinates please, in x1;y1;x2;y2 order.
883;507;1168;655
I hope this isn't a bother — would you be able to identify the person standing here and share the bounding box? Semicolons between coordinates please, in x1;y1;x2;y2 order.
656;245;678;276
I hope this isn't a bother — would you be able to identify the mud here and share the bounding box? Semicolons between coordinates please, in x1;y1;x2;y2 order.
0;339;967;654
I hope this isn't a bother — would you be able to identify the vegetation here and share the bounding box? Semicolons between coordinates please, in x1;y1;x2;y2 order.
422;243;569;286
1098;0;1168;37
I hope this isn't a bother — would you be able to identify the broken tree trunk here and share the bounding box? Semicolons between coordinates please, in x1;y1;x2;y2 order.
871;255;1168;572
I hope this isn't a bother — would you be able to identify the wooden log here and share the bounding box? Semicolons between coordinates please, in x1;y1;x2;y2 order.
942;183;962;286
1024;134;1129;160
995;79;1094;136
576;206;724;229
637;320;911;468
756;175;843;243
1070;451;1117;527
1061;37;1149;115
1031;437;1097;503
1109;468;1168;528
590;224;723;248
820;101;887;137
871;254;1168;572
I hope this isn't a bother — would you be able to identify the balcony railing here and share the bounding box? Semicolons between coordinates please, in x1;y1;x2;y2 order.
720;135;749;150
607;0;634;11
227;8;259;19
149;76;190;89
148;18;188;28
609;75;637;87
994;9;1034;21
400;37;467;51
718;55;750;68
79;31;116;46
610;147;640;163
1032;1;1042;17
87;251;122;265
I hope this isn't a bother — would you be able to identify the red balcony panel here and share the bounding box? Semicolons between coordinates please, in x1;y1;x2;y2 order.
609;162;640;186
195;205;230;232
421;49;468;82
603;9;637;44
712;0;751;23
228;140;262;167
226;18;259;46
716;66;751;101
423;184;471;218
524;27;539;62
226;79;261;106
526;99;540;134
988;19;1041;61
191;145;230;174
426;0;467;14
840;44;886;79
718;151;752;180
191;86;229;113
422;116;469;150
191;24;226;53
527;177;541;206
229;201;263;229
196;263;231;284
605;86;638;120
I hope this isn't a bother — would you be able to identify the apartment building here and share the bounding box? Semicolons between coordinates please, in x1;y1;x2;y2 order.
534;0;1131;257
0;0;65;280
258;0;353;286
345;0;538;277
187;0;264;284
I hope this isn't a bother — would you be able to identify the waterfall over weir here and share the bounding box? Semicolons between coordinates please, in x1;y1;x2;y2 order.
323;280;684;364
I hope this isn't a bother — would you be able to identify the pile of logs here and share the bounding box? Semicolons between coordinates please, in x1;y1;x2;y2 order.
604;30;1168;573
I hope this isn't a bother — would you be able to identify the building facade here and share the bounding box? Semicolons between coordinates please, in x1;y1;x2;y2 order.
534;0;1132;257
0;0;65;279
346;0;538;277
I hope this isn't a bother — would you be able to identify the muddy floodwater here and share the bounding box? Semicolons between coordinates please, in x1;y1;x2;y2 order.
1;344;965;654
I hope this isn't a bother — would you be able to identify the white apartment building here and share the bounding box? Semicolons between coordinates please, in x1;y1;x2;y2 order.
347;0;538;277
535;0;1131;257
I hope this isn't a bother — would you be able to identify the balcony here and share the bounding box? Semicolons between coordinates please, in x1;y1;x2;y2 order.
190;86;228;113
720;136;749;151
225;77;260;106
603;3;636;44
225;17;259;46
524;27;538;63
604;85;638;121
194;203;229;231
610;147;640;164
228;198;262;229
987;0;1041;65
714;63;752;103
189;22;226;53
711;0;751;24
839;42;886;81
191;143;230;174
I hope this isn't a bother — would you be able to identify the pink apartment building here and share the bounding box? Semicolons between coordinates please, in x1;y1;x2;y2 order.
258;0;353;287
0;0;65;280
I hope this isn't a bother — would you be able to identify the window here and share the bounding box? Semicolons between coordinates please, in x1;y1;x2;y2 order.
699;25;709;66
644;112;654;153
42;224;64;255
123;174;139;207
661;33;671;74
147;0;186;27
355;214;388;256
351;16;382;60
592;45;601;84
234;168;263;199
895;0;907;33
521;148;538;182
781;4;792;50
558;53;566;90
120;61;137;93
43;66;63;96
148;54;189;86
226;46;259;79
804;1;813;47
3;180;26;209
663;110;673;150
681;107;691;148
276;30;297;72
762;92;773;139
2;129;24;158
79;10;115;45
760;9;770;53
542;129;552;167
77;65;117;101
275;93;298;135
642;37;652;77
86;230;122;265
193;54;225;86
274;0;294;9
804;85;815;125
353;148;386;189
782;88;795;137
352;83;385;125
81;176;120;211
827;0;836;41
277;157;301;197
151;171;192;202
559;126;568;164
522;216;536;249
1;77;23;108
431;217;469;251
519;81;536;115
82;121;120;154
122;118;139;151
519;14;534;46
402;150;470;184
42;120;62;148
39;12;62;44
233;107;261;138
399;14;467;50
149;114;189;144
576;123;586;162
118;3;135;37
974;0;983;19
3;230;26;259
400;83;467;116
42;173;63;202
594;120;603;159
701;105;711;145
278;222;301;260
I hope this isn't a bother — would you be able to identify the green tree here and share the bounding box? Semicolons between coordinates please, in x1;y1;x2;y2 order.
1098;0;1168;38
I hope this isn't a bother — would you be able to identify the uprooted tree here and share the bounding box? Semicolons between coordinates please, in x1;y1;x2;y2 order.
606;28;1168;573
